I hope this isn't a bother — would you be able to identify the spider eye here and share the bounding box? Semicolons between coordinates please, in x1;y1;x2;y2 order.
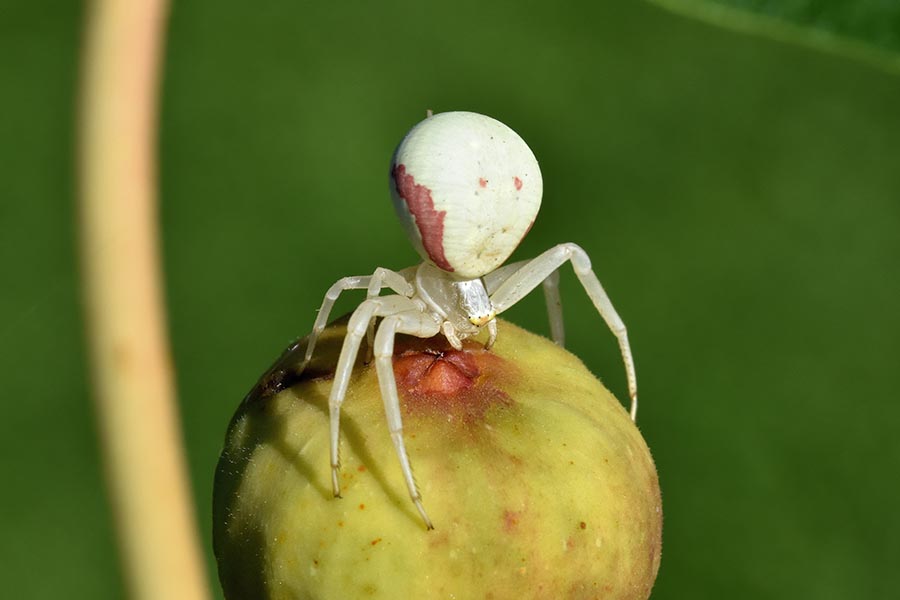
468;312;496;327
390;111;543;279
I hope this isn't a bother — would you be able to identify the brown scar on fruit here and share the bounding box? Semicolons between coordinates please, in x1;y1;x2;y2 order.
239;316;370;407
501;509;523;533
240;316;518;418
392;335;518;424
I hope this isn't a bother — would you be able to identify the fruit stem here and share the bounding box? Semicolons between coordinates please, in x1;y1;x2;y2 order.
78;1;210;598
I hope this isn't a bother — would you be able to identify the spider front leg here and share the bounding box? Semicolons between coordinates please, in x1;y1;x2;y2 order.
327;295;420;499
484;260;565;346
299;268;414;376
364;267;415;362
484;318;498;350
373;310;442;529
490;243;638;421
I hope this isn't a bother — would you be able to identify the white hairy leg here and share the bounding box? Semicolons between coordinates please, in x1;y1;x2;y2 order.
299;268;414;375
373;310;442;529
484;318;498;349
328;295;420;497
484;260;565;346
542;269;564;345
490;243;638;421
365;267;416;362
441;321;463;350
482;260;525;292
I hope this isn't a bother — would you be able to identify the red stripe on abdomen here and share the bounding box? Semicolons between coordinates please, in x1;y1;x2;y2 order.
392;164;454;272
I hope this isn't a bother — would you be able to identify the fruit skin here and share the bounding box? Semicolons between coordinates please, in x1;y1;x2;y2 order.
214;319;662;600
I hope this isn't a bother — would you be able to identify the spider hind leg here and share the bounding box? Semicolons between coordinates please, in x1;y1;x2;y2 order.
327;295;418;498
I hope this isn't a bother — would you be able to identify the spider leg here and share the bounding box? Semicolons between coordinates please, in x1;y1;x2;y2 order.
299;268;414;376
542;268;564;346
441;321;463;350
373;310;442;530
328;295;419;498
484;260;565;346
484;318;498;350
489;243;638;421
364;267;415;363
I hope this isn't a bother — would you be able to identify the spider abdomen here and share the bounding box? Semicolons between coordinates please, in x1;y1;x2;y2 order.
389;111;543;279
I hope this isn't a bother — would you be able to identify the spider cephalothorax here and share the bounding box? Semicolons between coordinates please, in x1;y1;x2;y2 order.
297;111;637;529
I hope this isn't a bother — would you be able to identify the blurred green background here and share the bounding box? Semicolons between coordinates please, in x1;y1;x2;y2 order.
2;0;899;598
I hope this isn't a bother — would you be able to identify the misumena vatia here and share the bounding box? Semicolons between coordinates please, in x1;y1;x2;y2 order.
298;111;637;529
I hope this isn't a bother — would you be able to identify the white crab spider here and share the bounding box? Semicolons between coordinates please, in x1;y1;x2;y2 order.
298;111;637;530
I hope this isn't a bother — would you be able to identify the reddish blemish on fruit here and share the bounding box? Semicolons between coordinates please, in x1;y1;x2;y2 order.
514;176;523;190
502;510;522;533
479;177;488;188
396;349;478;396
370;538;382;546
392;164;453;272
392;336;515;425
427;530;450;550
393;347;477;399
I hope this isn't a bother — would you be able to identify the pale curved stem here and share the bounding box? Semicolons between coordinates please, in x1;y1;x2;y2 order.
79;0;210;598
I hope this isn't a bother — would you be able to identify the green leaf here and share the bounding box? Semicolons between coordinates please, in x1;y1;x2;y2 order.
649;0;900;70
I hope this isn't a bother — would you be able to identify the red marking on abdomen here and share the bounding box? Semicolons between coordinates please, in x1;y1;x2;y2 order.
392;164;453;272
513;176;523;190
479;177;488;188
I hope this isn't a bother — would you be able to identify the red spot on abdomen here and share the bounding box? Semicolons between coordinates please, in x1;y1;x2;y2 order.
513;176;523;191
478;177;488;188
392;164;453;272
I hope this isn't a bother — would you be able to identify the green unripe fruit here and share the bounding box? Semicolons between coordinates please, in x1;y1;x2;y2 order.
214;319;662;599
